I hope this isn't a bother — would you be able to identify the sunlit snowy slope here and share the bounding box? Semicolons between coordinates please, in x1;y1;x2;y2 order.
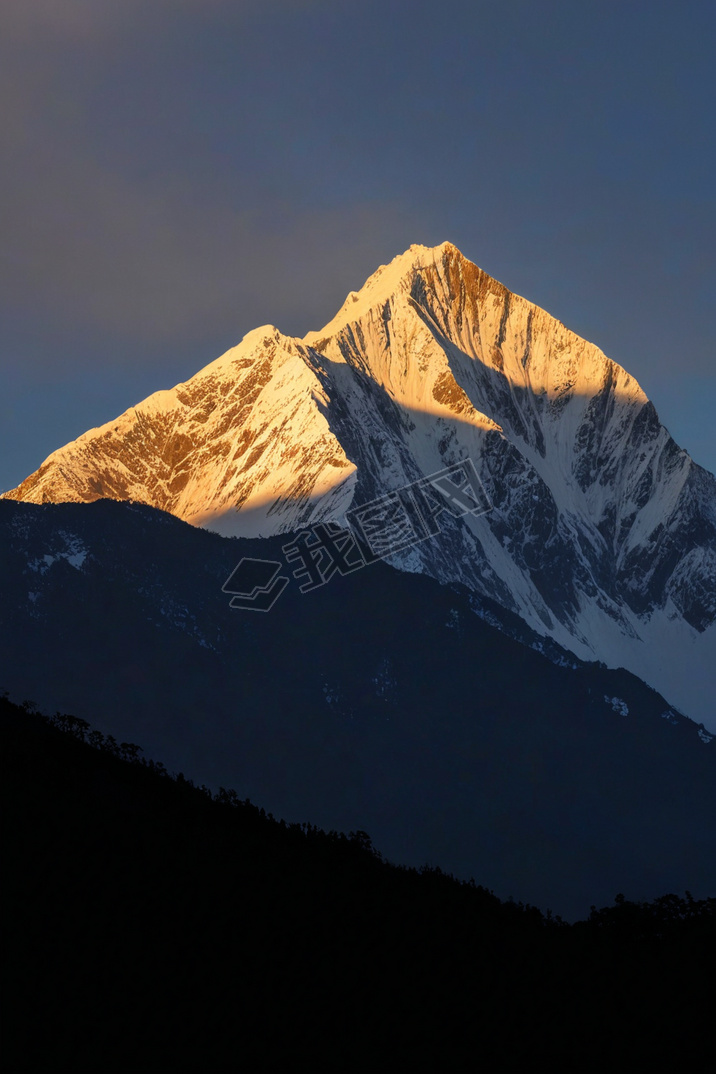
5;243;715;727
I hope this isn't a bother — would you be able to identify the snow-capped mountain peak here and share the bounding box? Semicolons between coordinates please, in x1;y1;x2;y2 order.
3;242;715;728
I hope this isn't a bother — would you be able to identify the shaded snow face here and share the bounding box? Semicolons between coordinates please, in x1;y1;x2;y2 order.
3;242;715;727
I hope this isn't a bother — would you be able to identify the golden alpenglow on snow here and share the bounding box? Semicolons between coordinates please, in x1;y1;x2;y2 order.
4;243;715;729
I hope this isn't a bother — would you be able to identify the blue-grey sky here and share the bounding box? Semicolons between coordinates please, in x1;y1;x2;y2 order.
1;0;714;493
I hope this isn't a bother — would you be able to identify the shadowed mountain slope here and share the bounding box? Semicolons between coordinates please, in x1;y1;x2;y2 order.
3;693;714;1072
2;497;714;920
4;243;714;726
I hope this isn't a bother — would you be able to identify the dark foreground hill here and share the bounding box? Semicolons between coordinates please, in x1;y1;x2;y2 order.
2;695;714;1072
1;499;715;919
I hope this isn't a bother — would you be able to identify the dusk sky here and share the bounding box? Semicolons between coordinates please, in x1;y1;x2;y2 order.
1;0;714;494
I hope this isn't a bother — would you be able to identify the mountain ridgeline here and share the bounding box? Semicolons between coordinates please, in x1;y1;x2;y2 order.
4;243;715;727
1;497;714;920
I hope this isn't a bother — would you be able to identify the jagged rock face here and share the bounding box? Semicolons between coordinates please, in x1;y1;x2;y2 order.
4;242;715;726
6;326;358;537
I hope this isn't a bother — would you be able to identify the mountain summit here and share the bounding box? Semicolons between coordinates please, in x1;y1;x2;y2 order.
5;242;715;727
